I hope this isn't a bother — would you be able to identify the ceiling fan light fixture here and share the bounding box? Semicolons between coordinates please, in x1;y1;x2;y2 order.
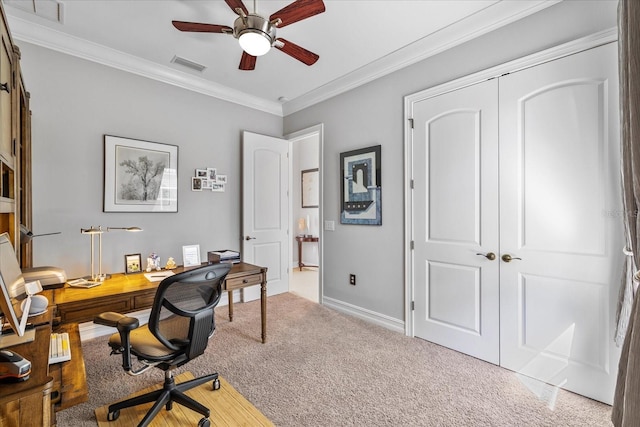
239;30;272;56
234;14;275;57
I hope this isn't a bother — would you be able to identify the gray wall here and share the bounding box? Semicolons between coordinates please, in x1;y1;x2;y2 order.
18;42;282;279
283;0;618;322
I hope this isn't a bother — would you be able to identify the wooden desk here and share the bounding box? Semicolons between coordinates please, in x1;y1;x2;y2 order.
0;306;87;426
53;262;269;343
295;235;319;270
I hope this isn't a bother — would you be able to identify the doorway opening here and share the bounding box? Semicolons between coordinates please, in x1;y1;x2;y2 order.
287;125;323;304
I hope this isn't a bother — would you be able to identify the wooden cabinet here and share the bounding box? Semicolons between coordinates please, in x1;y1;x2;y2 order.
0;1;31;266
0;326;53;427
0;18;12;165
0;306;87;426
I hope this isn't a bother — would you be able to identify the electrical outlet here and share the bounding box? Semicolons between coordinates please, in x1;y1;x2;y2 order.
349;274;356;286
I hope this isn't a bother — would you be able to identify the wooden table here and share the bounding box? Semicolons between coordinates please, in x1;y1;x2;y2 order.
295;235;319;270
53;262;269;343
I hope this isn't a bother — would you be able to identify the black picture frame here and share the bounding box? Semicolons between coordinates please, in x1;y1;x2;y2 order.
124;253;142;274
340;145;382;225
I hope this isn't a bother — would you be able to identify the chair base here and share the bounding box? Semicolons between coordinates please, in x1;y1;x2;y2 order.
107;370;219;427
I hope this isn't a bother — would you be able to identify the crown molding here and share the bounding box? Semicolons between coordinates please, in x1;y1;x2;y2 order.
282;0;560;116
7;16;284;116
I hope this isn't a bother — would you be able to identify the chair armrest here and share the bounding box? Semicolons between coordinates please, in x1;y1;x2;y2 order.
94;312;125;327
94;312;140;331
94;312;140;373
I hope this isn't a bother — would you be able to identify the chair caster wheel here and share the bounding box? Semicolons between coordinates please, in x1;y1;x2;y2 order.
107;409;120;421
212;378;221;391
198;417;211;427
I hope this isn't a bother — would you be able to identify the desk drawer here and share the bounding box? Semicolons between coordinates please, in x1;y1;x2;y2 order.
225;273;262;291
133;293;156;309
59;299;131;324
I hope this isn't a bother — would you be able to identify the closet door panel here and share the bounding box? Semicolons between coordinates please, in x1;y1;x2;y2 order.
413;79;500;364
499;42;621;404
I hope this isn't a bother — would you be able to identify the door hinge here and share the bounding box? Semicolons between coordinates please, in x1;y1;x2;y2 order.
411;301;415;311
408;118;414;129
410;240;414;250
410;179;414;189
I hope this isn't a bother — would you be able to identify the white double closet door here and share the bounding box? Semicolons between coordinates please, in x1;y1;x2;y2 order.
411;42;622;404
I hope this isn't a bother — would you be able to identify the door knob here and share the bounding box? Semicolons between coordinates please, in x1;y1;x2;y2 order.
501;254;522;262
245;236;256;241
476;252;496;261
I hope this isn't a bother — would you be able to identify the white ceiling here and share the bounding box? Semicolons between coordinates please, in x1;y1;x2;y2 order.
3;0;557;116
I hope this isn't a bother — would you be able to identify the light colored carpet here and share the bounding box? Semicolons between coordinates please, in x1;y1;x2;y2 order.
57;293;613;426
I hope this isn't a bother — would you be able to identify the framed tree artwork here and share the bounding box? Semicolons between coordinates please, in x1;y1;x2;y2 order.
104;135;178;212
340;145;381;225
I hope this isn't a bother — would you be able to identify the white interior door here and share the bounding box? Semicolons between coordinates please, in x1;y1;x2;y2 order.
498;42;622;404
242;131;290;300
412;79;500;364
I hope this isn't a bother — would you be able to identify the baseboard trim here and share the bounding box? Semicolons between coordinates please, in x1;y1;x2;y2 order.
322;296;404;333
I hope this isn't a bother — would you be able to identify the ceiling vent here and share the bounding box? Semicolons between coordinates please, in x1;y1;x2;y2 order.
170;56;207;73
4;0;63;23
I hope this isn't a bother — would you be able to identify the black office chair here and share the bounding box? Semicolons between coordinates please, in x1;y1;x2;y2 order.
94;262;232;427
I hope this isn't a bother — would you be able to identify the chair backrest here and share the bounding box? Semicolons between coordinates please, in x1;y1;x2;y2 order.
148;263;231;360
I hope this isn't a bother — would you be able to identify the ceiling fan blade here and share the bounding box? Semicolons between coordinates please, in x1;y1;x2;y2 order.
172;21;232;33
270;0;325;28
225;0;249;15
275;38;319;66
239;52;257;70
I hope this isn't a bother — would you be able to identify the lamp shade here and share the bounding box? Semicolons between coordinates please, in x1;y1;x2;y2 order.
107;226;143;232
239;31;272;56
81;226;103;235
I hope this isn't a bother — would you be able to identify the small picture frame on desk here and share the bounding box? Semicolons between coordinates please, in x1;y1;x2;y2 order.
125;253;142;274
182;245;201;267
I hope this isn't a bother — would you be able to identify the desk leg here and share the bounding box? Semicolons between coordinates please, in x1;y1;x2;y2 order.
297;239;303;271
261;280;267;343
227;291;234;322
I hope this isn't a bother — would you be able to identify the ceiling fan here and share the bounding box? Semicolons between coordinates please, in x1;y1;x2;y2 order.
172;0;326;71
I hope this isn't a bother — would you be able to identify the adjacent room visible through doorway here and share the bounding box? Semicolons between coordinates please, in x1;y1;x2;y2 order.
289;126;321;304
290;268;319;303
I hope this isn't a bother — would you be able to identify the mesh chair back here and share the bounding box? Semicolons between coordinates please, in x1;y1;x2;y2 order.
148;263;231;358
